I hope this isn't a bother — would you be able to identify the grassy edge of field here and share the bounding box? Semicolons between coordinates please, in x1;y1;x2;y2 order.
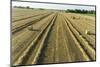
80;13;95;17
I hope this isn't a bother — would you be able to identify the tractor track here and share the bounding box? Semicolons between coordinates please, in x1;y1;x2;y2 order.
12;13;57;66
12;12;53;34
63;14;95;60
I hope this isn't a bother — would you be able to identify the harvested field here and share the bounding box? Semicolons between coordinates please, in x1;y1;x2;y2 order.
12;8;96;66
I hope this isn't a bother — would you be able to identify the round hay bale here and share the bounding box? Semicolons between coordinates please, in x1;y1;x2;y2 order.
85;30;88;34
85;30;95;35
27;26;34;31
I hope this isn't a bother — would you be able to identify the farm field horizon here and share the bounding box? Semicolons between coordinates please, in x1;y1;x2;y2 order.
11;6;96;66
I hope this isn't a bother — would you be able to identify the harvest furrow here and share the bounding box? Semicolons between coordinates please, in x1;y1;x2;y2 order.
12;12;53;34
63;15;95;60
12;13;57;66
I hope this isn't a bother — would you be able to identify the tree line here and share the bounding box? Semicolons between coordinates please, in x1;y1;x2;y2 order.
14;6;30;8
13;6;45;10
66;9;95;14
